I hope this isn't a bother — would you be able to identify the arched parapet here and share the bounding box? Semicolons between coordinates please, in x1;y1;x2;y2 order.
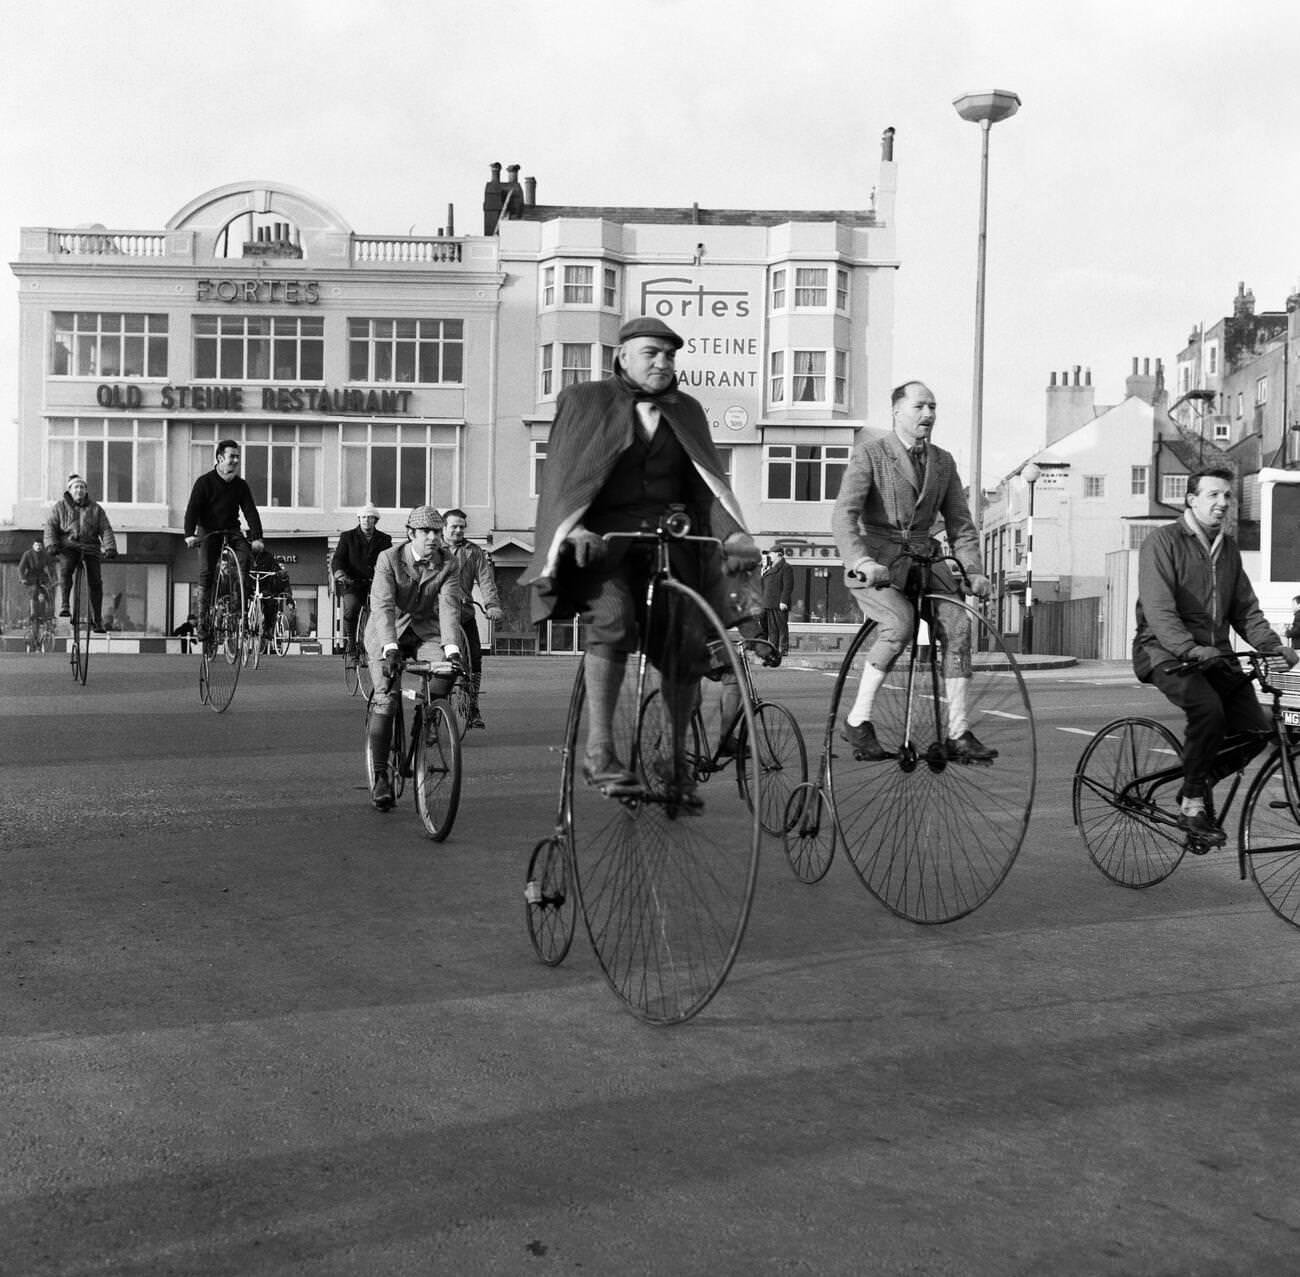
166;181;354;263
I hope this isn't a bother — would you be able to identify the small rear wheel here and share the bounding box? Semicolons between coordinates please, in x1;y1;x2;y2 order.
782;781;836;884
525;835;577;965
414;699;462;841
1073;717;1186;887
736;701;808;836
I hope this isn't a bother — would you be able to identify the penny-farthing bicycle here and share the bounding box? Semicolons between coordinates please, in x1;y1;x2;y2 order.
788;548;1035;922
531;512;762;1025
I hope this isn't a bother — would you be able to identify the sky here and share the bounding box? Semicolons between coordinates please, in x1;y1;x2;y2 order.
4;0;1300;520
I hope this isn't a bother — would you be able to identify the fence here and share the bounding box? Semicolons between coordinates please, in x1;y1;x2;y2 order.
1030;596;1100;659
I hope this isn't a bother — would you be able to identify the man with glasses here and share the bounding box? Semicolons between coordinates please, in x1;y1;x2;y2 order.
183;439;264;639
363;506;465;811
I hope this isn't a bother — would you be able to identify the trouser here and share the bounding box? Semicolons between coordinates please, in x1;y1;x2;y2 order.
197;533;251;623
340;585;369;652
366;633;452;772
846;577;972;676
761;606;789;654
1147;659;1272;796
58;550;103;623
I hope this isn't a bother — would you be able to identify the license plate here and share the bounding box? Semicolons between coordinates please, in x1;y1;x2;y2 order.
1284;709;1300;728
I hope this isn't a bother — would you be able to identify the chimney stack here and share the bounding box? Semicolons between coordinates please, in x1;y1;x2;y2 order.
1045;363;1097;444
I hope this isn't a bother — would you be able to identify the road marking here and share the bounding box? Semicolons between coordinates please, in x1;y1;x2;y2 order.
1058;727;1096;735
986;709;1026;719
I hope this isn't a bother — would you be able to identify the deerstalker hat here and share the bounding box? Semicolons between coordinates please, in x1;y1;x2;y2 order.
617;316;684;349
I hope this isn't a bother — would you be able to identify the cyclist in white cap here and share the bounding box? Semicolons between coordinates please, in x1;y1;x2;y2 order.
364;506;465;810
331;502;392;666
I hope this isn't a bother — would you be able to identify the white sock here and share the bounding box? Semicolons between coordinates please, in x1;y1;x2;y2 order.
847;663;887;726
1181;795;1205;816
946;676;970;738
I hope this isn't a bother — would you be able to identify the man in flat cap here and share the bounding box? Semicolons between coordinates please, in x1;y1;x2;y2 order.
332;503;392;665
525;315;760;797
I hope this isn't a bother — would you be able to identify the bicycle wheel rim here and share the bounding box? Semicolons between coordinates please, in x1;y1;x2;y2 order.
1074;718;1187;887
827;597;1035;923
1242;751;1300;927
525;835;577;966
203;549;242;712
738;701;808;836
72;567;90;685
451;679;474;739
566;580;761;1025
781;781;837;884
414;700;462;841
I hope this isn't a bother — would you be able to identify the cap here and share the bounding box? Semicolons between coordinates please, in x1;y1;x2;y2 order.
406;505;444;531
67;472;85;487
617;316;683;349
358;503;380;520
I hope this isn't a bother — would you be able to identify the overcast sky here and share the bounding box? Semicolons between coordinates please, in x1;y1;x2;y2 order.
4;0;1299;519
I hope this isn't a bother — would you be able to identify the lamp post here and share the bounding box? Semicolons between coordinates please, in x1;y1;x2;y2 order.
953;89;1021;540
1020;460;1040;654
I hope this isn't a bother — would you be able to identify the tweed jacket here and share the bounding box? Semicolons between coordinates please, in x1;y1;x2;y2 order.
365;540;465;655
1132;513;1284;680
831;429;980;583
525;373;748;623
331;525;393;586
450;541;501;613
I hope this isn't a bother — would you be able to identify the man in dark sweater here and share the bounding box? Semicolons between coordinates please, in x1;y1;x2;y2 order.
183;439;264;636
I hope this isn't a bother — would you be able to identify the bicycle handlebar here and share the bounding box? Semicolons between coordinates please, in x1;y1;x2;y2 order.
847;548;976;592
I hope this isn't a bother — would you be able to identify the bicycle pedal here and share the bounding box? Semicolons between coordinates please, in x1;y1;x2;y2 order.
1185;838;1214;855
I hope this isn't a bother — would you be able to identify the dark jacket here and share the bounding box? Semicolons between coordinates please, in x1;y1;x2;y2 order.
332;525;393;586
524;374;747;623
760;557;794;609
18;547;51;585
184;470;263;541
45;495;117;557
1132;514;1284;680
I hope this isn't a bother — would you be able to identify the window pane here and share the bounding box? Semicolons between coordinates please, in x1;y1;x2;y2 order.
106;440;133;502
297;446;319;507
270;447;293;507
371;448;397;507
243;445;269;502
137;439;162;502
342;446;368;506
399;446;425;507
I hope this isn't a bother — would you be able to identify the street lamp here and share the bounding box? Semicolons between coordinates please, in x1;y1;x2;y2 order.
953;89;1022;539
1020;460;1040;654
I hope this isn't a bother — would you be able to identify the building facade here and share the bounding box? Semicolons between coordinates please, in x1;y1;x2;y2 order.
4;147;899;651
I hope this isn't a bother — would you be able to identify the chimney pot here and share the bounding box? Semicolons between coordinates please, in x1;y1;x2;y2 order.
524;176;536;206
1132;357;1139;375
1050;372;1058;387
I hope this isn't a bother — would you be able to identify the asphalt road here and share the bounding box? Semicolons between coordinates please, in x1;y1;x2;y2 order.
2;652;1298;1276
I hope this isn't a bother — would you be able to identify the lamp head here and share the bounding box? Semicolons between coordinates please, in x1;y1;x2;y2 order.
953;90;1022;126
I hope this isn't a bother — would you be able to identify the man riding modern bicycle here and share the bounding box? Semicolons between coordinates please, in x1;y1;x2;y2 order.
443;508;504;729
18;539;54;622
332;503;392;667
45;474;118;632
831;380;994;763
523;316;759;796
364;505;465;811
183;440;263;639
1133;466;1299;843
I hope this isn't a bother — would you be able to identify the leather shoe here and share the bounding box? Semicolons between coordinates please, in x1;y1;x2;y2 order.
841;720;887;760
583;751;638;794
649;757;703;810
946;730;998;762
1178;809;1225;847
371;770;395;811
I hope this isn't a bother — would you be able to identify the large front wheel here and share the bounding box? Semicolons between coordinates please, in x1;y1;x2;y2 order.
69;564;90;685
414;700;462;841
1074;717;1186;887
565;580;761;1024
827;596;1035;923
1241;750;1300;927
200;546;244;712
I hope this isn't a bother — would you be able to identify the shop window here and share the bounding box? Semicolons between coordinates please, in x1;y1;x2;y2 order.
47;417;165;504
764;445;849;501
347;318;463;384
194;315;323;381
52;312;168;378
790;563;857;624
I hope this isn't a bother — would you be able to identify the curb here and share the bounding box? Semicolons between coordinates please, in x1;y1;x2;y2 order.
781;654;1079;674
